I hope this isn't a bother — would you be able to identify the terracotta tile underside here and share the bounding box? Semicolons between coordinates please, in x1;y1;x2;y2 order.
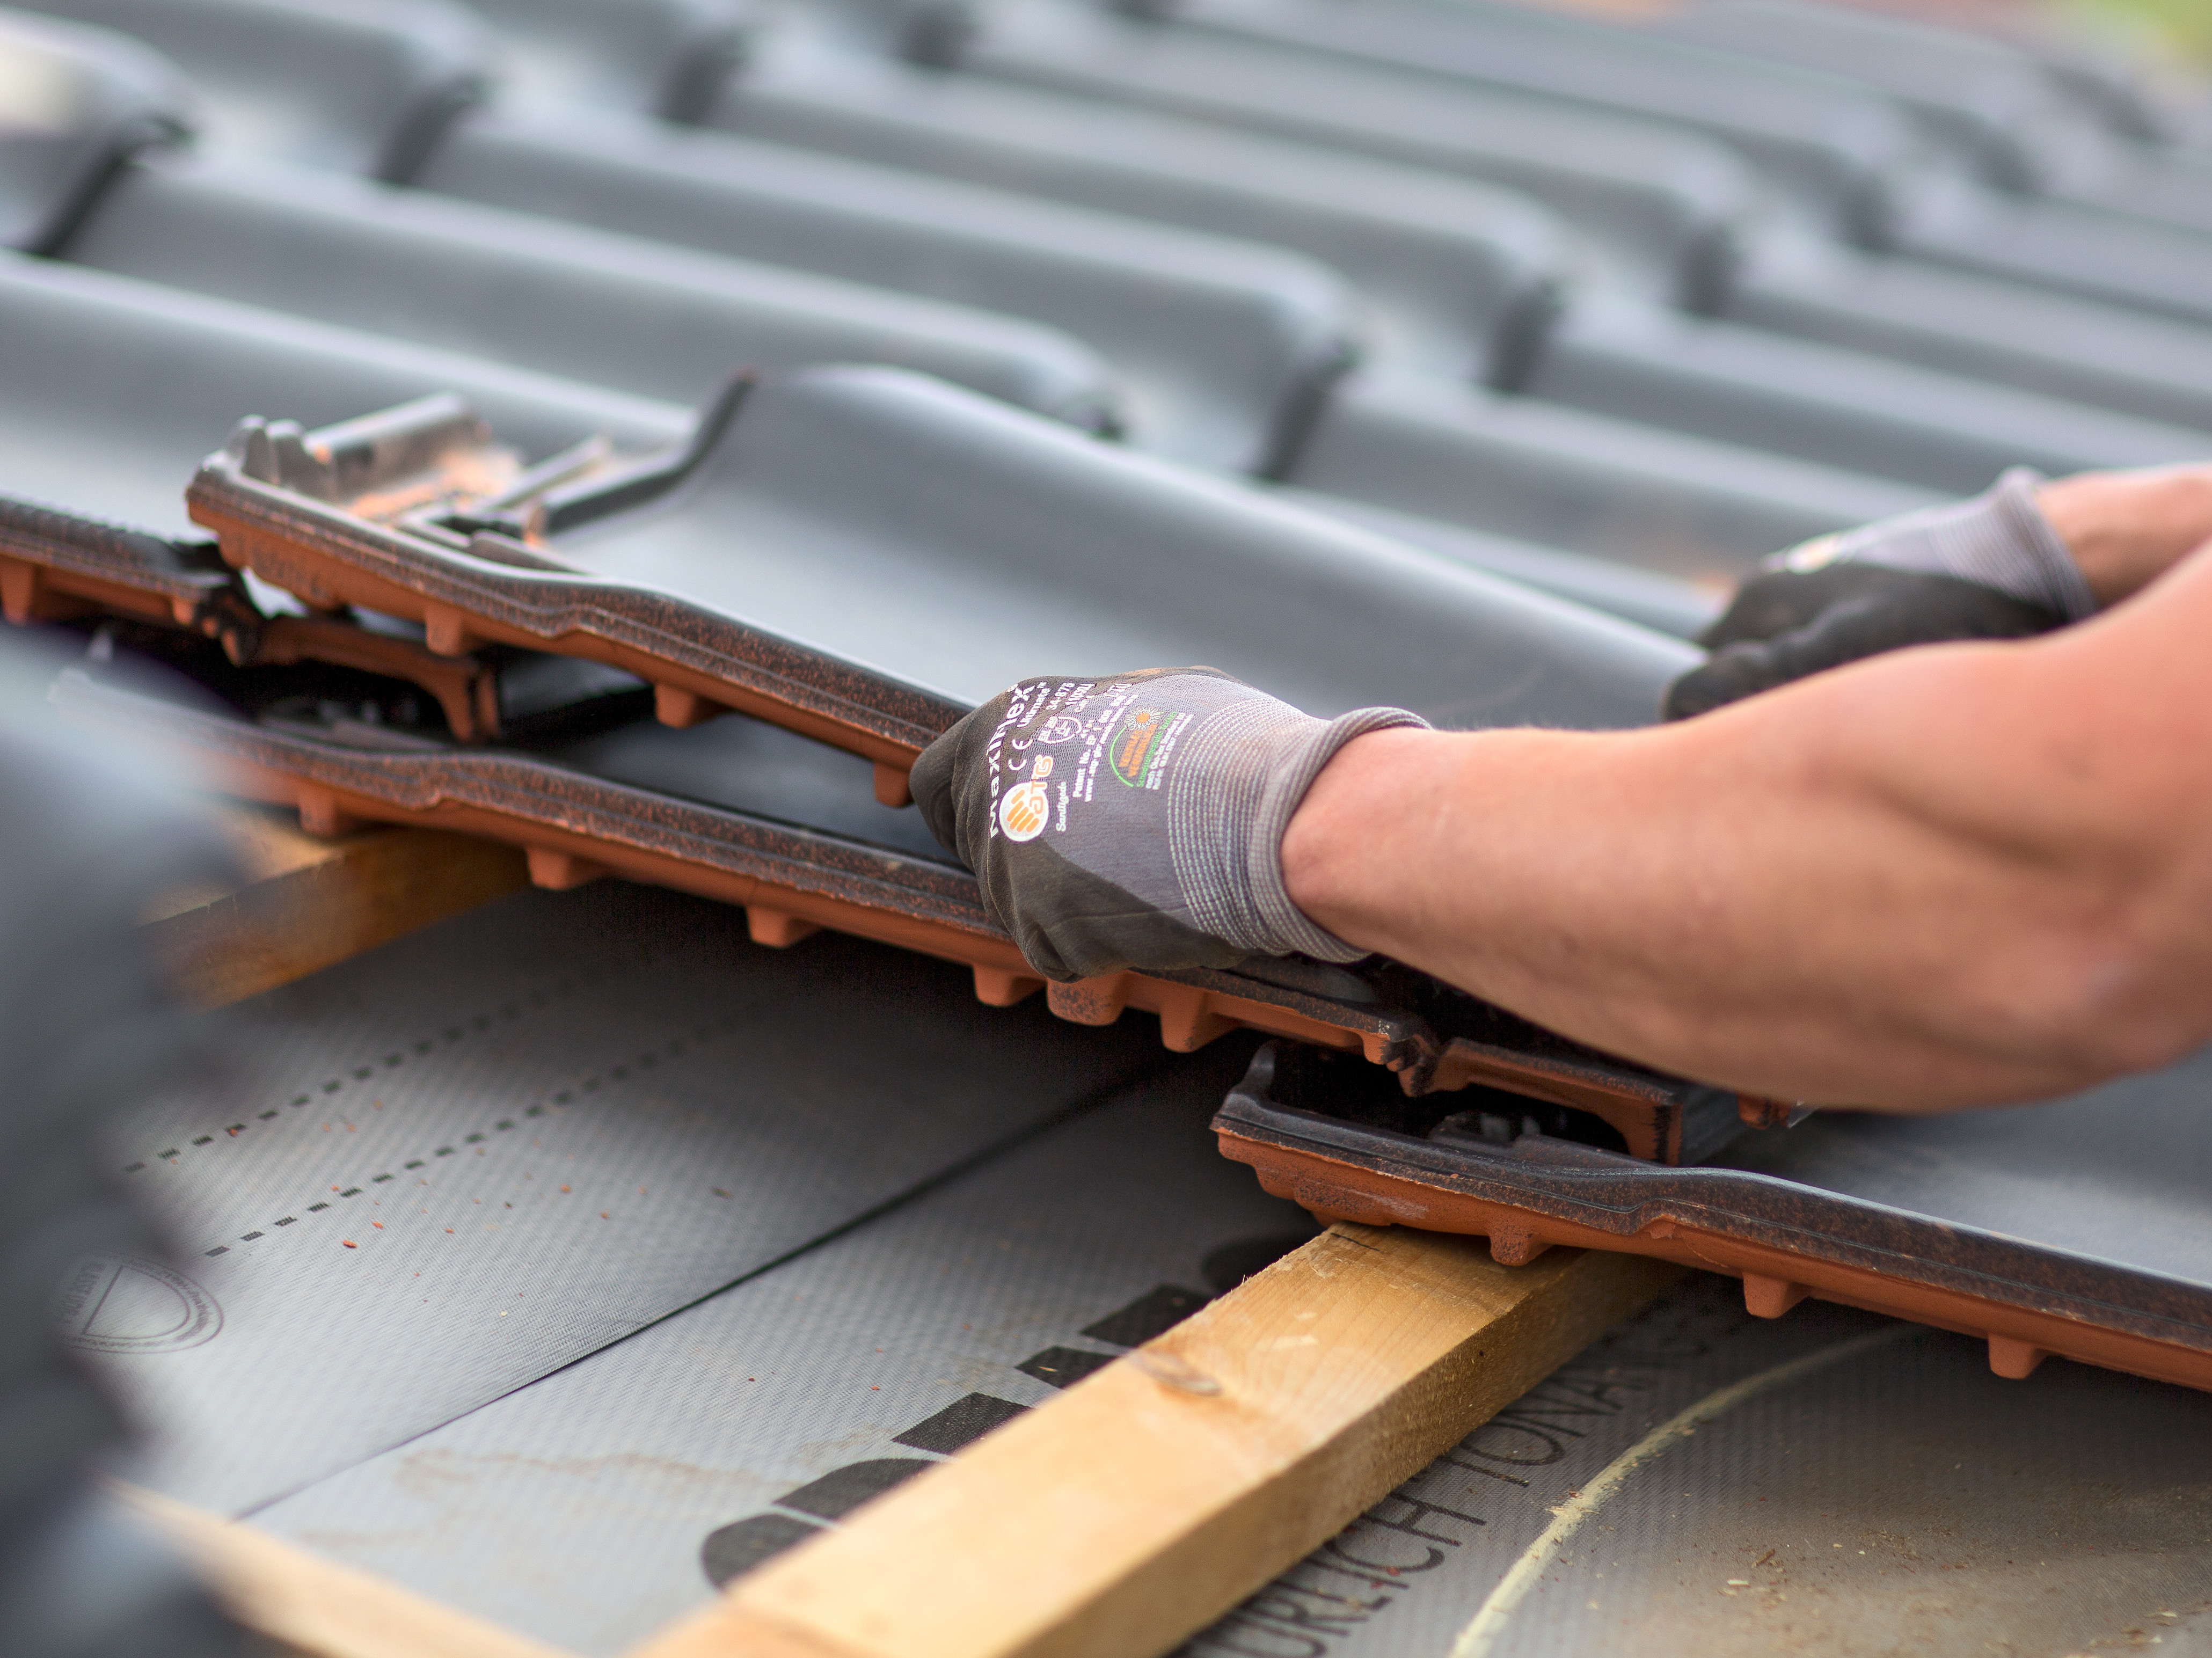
0;498;505;739
184;402;955;807
28;441;1762;1163
1214;1045;2212;1394
56;660;1772;1162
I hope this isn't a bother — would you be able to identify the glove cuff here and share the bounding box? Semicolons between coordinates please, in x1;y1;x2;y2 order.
1773;466;2097;624
1166;702;1429;963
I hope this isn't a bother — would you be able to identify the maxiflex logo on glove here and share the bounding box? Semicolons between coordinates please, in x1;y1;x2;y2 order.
987;680;1200;846
911;667;1427;981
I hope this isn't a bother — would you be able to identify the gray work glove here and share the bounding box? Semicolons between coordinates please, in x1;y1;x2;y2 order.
1665;466;2096;720
911;667;1427;981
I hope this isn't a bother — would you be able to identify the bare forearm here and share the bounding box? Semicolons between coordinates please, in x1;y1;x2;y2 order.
2038;463;2212;603
1283;600;2212;1109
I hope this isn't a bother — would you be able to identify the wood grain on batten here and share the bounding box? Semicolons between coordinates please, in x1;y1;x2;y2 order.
634;1229;1679;1658
116;1486;580;1658
142;803;530;1008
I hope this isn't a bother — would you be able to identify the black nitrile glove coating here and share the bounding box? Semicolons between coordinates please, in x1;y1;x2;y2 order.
1663;565;2065;721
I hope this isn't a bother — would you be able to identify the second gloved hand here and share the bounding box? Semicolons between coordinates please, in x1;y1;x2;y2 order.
1665;466;2097;720
910;667;1426;981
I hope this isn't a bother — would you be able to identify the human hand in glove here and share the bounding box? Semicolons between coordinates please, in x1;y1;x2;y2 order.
1666;461;2212;719
909;667;1426;981
1664;466;2093;720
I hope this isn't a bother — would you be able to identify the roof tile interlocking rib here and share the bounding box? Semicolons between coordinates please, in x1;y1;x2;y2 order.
1217;1039;2212;1394
53;605;1743;1167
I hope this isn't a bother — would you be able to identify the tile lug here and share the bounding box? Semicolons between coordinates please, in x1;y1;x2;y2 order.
873;762;914;808
1742;1274;1810;1319
295;788;360;839
526;847;609;890
746;907;819;948
422;605;474;656
654;684;718;728
972;966;1043;1007
1047;975;1129;1027
1486;1223;1550;1267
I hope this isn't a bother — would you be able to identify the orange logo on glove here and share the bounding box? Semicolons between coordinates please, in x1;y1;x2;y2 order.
998;754;1052;842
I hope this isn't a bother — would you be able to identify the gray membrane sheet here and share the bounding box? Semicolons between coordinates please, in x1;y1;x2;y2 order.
87;882;1163;1513
249;1050;1307;1652
88;885;2212;1656
234;1068;2212;1658
1192;1286;2212;1658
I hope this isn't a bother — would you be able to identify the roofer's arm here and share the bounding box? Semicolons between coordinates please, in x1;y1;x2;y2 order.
1281;543;2212;1113
912;463;2212;1115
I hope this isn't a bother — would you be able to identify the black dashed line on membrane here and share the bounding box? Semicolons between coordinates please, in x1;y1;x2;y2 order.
121;960;629;1168
182;995;735;1253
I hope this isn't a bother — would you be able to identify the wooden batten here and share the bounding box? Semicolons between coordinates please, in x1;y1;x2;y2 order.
118;1486;578;1658
637;1232;1676;1658
142;803;529;1008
